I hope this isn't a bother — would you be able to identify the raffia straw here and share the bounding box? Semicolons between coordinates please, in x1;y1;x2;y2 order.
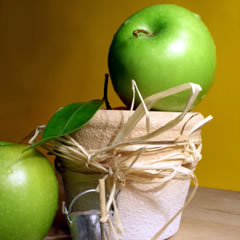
99;178;109;240
113;82;201;144
29;81;212;240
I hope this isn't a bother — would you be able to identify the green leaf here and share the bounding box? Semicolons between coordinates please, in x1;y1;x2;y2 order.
30;99;104;148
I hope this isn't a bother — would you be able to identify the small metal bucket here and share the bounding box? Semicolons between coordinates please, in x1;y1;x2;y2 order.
63;189;112;240
63;189;106;240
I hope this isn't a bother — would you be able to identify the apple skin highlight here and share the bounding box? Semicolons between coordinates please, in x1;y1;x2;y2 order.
108;4;216;111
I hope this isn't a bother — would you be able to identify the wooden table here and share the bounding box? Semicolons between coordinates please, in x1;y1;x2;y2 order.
45;187;240;240
171;187;240;240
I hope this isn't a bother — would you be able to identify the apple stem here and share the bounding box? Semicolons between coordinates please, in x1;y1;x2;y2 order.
133;29;153;38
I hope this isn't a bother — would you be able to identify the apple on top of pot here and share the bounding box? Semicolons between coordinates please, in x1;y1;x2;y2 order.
108;4;216;111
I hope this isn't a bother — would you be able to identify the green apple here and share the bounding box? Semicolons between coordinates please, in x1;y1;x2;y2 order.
108;4;216;111
0;142;58;240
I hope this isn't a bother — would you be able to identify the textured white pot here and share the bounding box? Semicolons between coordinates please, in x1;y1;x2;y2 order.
61;109;203;239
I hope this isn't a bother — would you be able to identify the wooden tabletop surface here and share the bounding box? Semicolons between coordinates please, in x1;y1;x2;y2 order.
171;187;240;240
45;187;240;240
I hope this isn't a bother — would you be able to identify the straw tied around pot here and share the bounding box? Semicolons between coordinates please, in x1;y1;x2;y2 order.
29;82;212;240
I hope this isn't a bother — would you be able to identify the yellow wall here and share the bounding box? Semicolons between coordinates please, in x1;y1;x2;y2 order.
0;0;239;191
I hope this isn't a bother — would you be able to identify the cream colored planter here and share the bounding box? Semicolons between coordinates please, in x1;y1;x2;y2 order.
61;109;203;240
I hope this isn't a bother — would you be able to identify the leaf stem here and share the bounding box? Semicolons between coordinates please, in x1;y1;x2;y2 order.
103;73;112;110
